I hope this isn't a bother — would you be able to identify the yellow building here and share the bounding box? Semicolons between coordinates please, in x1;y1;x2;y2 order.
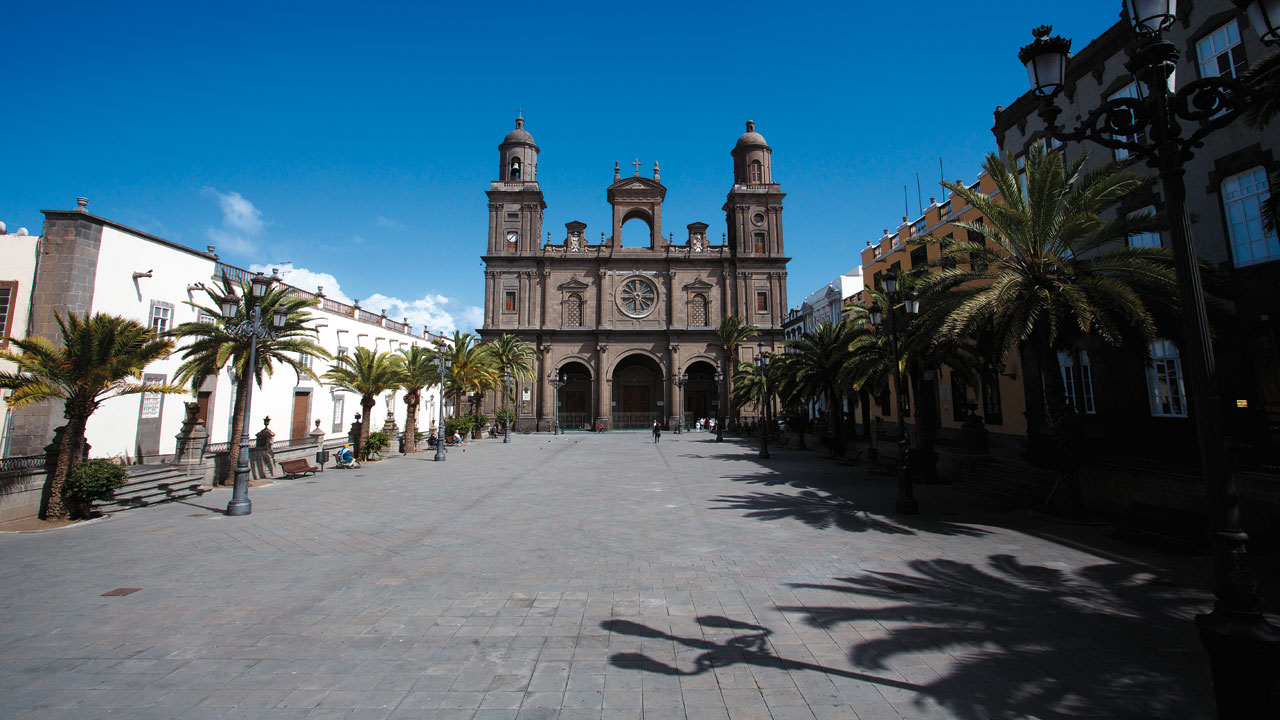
849;169;1030;456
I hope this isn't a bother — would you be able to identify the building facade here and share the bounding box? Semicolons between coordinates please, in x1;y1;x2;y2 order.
1;201;444;462
994;0;1279;464
479;119;788;430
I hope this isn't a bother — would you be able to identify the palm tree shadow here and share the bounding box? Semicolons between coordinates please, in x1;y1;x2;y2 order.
710;489;987;537
603;616;926;689
781;554;1214;719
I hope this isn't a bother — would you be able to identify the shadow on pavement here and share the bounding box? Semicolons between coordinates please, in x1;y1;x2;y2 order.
779;554;1213;719
709;488;988;537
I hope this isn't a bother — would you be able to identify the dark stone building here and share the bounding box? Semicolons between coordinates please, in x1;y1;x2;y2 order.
479;119;789;430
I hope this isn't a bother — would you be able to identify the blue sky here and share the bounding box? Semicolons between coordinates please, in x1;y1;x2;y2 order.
1;1;1120;334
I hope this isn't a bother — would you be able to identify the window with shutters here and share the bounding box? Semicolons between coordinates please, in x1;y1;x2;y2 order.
690;294;708;327
149;301;173;333
0;281;15;347
566;293;583;327
1222;167;1278;267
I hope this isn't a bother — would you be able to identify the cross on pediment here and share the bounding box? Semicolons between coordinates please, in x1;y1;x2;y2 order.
632;158;642;175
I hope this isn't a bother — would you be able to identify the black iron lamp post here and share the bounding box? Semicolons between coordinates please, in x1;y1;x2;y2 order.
755;342;771;460
673;372;688;434
220;271;287;517
1019;4;1280;715
502;368;513;444
870;269;920;515
549;372;566;435
434;353;451;462
714;369;725;442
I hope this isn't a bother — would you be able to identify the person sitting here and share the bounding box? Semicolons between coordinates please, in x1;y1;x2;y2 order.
335;445;359;468
428;431;439;447
451;431;465;445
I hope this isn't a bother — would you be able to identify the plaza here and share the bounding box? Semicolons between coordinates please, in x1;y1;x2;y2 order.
0;433;1220;719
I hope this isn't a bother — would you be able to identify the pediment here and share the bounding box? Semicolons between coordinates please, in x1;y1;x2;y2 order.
610;176;665;192
558;278;591;291
682;278;715;292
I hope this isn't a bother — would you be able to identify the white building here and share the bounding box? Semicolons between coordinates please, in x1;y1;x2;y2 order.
0;222;40;457
2;199;446;462
783;266;863;342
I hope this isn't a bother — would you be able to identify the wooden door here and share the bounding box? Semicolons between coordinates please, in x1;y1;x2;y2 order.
290;391;311;440
195;391;212;426
622;386;650;413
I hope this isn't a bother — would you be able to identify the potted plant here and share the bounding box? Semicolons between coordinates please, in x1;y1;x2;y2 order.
62;459;128;519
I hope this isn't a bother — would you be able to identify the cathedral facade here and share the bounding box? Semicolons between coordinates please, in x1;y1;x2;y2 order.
479;119;788;430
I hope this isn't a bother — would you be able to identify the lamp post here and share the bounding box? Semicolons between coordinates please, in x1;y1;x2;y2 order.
755;342;770;460
870;269;920;515
672;372;688;434
220;271;287;516
502;368;513;444
434;353;451;462
714;369;725;442
1019;5;1280;714
548;372;566;435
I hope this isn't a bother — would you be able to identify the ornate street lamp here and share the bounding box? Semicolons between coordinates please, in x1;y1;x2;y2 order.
713;369;725;443
755;342;770;460
870;270;920;515
548;372;566;435
434;353;451;462
220;272;287;516
672;372;688;434
502;368;513;444
1019;6;1280;714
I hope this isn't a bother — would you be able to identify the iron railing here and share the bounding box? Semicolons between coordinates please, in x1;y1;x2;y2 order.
555;412;593;431
0;455;46;473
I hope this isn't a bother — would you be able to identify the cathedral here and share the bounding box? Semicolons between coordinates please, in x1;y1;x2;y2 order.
479;119;789;430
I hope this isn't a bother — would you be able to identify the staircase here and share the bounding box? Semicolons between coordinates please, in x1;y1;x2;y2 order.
94;465;207;513
952;457;1055;508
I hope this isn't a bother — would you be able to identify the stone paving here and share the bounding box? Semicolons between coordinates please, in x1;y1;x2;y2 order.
0;432;1221;719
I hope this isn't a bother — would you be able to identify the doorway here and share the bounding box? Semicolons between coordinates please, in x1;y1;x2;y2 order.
612;354;663;429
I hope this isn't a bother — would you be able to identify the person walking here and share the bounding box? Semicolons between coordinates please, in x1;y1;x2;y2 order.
652;419;662;444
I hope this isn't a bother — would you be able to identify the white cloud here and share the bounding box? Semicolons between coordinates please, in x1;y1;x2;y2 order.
249;263;481;335
202;187;267;259
250;262;353;304
376;215;406;230
203;187;264;234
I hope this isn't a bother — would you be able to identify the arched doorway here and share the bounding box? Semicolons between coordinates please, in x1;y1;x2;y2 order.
612;354;663;429
681;360;718;429
556;361;593;431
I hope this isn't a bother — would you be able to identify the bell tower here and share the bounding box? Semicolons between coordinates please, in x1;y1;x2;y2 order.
487;116;546;255
723;120;784;258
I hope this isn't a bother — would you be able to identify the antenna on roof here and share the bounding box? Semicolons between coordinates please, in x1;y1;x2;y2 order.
903;186;909;219
939;157;946;194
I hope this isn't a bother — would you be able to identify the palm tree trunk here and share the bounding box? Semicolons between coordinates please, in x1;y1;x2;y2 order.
360;395;375;456
912;368;940;483
858;389;872;442
827;384;845;458
1039;345;1081;510
404;391;420;453
221;372;251;487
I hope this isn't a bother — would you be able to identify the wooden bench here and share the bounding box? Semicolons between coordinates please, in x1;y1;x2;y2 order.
1118;502;1207;551
280;458;320;478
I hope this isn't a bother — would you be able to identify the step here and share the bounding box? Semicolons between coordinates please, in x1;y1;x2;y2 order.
94;467;206;513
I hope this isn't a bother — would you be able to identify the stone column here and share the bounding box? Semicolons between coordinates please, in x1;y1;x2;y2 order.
595;343;610;431
539;346;552;432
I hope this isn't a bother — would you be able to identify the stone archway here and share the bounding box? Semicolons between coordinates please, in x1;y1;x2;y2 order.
681;360;718;429
612;354;664;429
556;361;593;431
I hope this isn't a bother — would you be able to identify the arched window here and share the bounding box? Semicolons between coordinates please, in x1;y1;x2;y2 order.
749;160;762;183
510;158;522;181
689;294;708;327
566;293;583;327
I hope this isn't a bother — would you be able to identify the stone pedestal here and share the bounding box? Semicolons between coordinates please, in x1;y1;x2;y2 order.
255;416;275;450
173;402;210;479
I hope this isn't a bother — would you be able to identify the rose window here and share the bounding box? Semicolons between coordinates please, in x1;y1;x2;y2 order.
618;277;657;318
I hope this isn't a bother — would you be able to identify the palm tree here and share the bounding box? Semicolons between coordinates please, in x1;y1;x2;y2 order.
715;315;759;427
484;333;535;430
0;312;181;519
323;346;401;457
170;275;328;486
925;144;1177;506
779;320;858;457
396;345;437;453
443;331;499;417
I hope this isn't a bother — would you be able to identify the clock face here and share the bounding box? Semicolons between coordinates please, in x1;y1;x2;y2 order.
506;231;518;246
617;277;657;318
752;213;765;227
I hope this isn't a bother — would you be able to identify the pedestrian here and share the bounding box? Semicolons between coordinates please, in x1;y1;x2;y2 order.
597;421;604;433
652;420;662;444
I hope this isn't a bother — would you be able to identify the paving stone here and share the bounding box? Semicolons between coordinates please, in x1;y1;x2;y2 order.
0;434;1223;718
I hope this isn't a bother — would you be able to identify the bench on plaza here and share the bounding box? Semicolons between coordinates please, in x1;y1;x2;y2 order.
1118;502;1207;551
280;458;320;478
